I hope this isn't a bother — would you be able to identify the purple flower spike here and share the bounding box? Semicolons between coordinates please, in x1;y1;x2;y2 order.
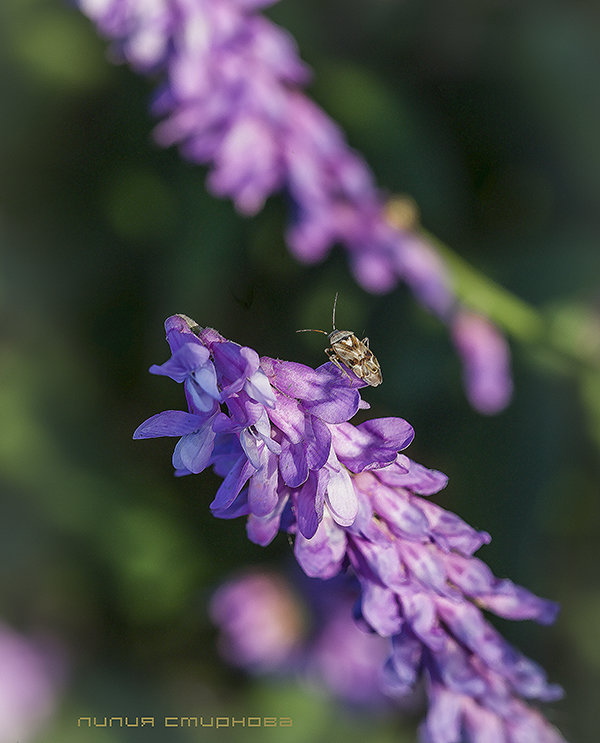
135;316;564;742
79;0;513;413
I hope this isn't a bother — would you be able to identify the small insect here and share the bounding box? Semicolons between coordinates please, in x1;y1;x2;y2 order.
296;293;383;386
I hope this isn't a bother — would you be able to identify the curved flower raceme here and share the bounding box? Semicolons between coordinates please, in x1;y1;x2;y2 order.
78;0;512;413
134;315;565;742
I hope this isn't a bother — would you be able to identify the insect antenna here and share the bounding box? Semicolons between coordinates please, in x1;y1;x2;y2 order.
296;328;328;334
332;291;339;330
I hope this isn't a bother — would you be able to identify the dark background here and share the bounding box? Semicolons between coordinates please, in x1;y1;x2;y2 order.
1;0;599;741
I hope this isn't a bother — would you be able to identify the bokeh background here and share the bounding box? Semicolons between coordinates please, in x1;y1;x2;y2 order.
1;0;599;741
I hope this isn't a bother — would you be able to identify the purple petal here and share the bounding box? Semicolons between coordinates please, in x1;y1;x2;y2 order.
307;365;363;422
187;364;221;410
150;342;211;382
223;396;264;429
333;418;414;473
422;683;463;743
357;582;403;637
305;415;331;471
246;492;289;546
211;433;245;478
267;392;306;443
417;498;491;556
398;542;448;595
444;553;560;624
429;640;488;698
248;449;279;517
352;536;406;590
478;583;560;625
164;314;209;353
505;700;568;743
213;342;261;397
377;455;449;495
387;627;423;691
279;439;309;488
133;410;205;439
391;232;454;318
398;590;443;652
370;484;429;539
245;368;276;407
265;358;361;423
436;599;562;701
172;428;216;474
210;456;255;512
296;471;319;539
325;466;358;527
294;511;347;578
462;704;505;743
211;488;250;520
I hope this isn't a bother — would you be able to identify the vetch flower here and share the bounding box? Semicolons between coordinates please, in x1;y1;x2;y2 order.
209;571;304;673
135;315;565;742
210;568;393;708
78;0;512;412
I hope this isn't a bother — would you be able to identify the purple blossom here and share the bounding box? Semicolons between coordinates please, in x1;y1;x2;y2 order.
451;310;513;415
77;0;512;413
209;571;304;673
0;624;65;743
135;315;564;742
210;569;393;708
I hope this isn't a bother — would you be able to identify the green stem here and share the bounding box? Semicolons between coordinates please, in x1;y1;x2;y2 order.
423;230;600;373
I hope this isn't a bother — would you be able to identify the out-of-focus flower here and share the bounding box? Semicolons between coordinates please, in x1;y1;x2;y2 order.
209;569;392;708
210;572;304;673
0;624;64;743
451;310;513;415
77;0;513;412
305;586;392;708
135;315;565;742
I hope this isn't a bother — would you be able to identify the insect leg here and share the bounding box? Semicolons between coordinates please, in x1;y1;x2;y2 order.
325;348;354;385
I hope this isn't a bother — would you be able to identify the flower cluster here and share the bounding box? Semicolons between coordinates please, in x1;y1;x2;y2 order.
135;314;415;539
210;569;393;708
78;0;512;414
134;316;565;742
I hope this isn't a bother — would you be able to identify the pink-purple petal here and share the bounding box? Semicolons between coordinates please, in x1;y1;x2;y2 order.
132;410;205;438
296;472;320;539
294;512;347;578
248;449;279;517
325;466;358;527
246;493;289;546
333;418;414;473
210;456;254;512
279;439;309;488
172;428;216;474
377;455;449;495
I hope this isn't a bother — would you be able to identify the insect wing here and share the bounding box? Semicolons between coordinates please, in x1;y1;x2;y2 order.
331;336;382;386
360;349;383;386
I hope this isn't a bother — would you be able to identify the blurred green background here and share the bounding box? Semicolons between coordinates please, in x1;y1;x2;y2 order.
1;0;599;741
